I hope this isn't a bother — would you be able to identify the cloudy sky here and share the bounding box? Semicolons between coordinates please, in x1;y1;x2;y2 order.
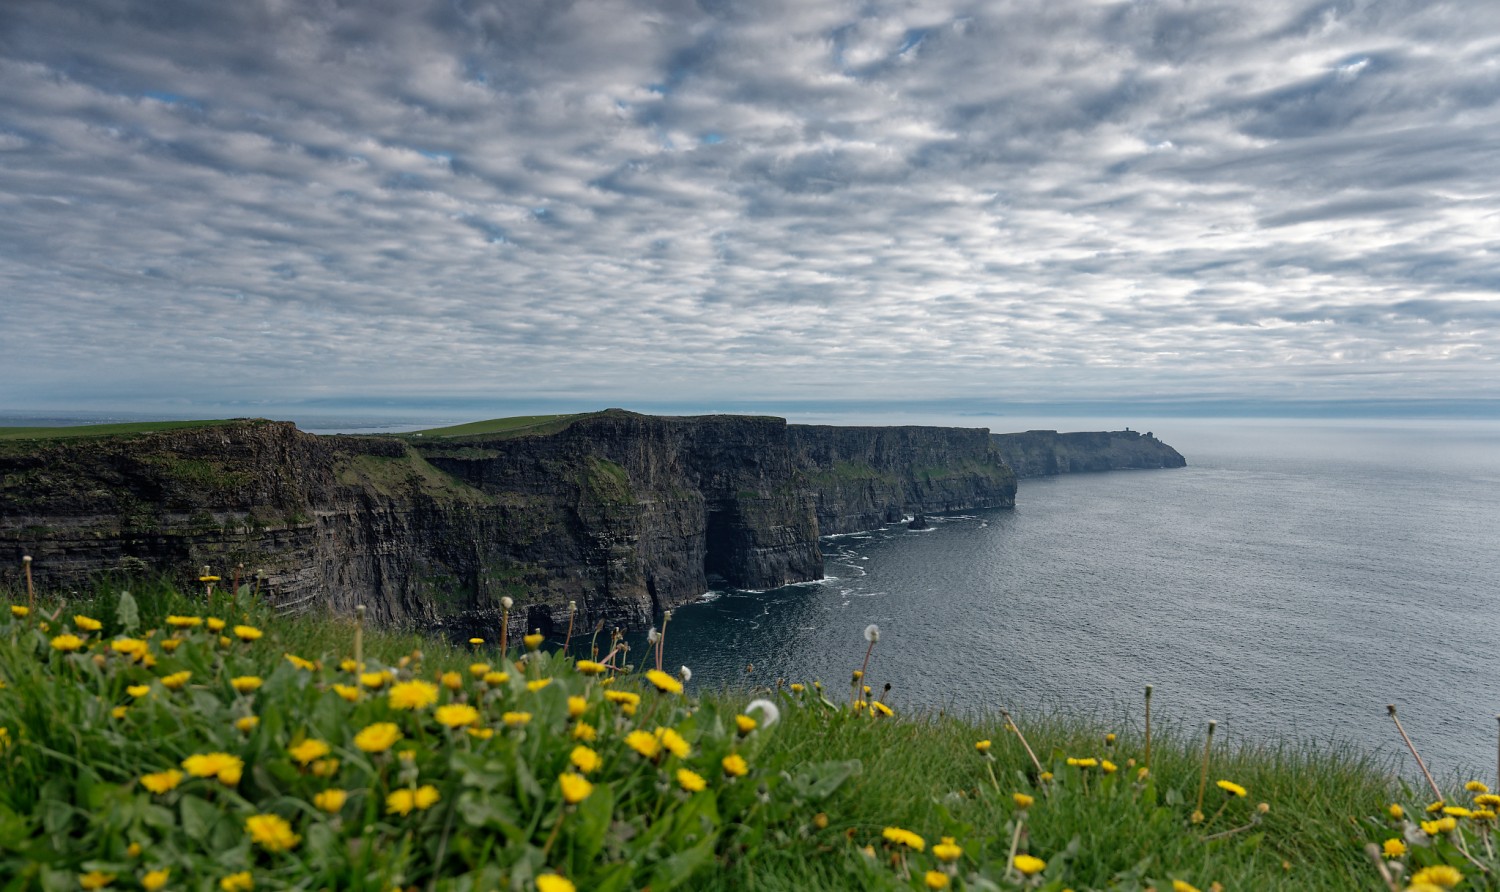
3;0;1499;422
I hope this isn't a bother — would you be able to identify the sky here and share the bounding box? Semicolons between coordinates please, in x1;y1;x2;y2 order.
3;0;1500;425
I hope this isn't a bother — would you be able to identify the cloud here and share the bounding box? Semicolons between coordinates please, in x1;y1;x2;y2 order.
1;0;1498;415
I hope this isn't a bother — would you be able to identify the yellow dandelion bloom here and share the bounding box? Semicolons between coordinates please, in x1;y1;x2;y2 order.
339;658;359;672
790;683;805;693
353;722;402;753
882;826;925;851
1067;757;1098;769
386;785;440;816
502;711;532;727
933;836;963;862
314;789;348;813
572;721;597;742
111;705;128;719
1382;838;1407;858
1013;854;1046;876
79;871;115;889
1444;806;1473;817
288;739;332;766
605;690;640;710
141;869;169;891
387;680;438;710
735;714;757;735
51;634;85;652
568;695;587;718
127;684;151;698
1014;792;1035;809
232;625;262;641
1101;759;1117;774
160;671;192;691
1426;800;1446;814
139;770;184;794
467;727;495;740
1171;881;1202;892
283;653;316;671
1409;865;1463;888
206;618;226;632
1216;780;1247;797
524;632;544;650
1467;780;1490;794
245;813;300;852
181;752;244;785
527;678;551;692
468;637;484;645
10;605;30;618
311;758;340;778
570;745;601;774
469;662;490;677
645;669;683;694
1389;803;1405;819
535;875;575;892
159;639;181;653
1476;794;1500;809
559;772;593;804
434;703;481;728
722;753;749;777
219;871;253;892
625;730;661;759
440;671;462;691
676;767;707;792
871;701;894;717
230;676;263;694
974;739;991;754
924;871;950;890
74;615;103;632
235;716;260;733
576;660;607;675
1421;817;1458;835
483;671;509;686
166;615;202;628
656;727;691;759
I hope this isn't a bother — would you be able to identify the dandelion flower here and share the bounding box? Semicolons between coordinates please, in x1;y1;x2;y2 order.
435;703;481;728
231;676;263;694
1409;865;1463;888
468;637;484;645
1012;854;1046;876
166;615;202;628
160;639;181;653
219;871;253;892
606;690;641;709
790;683;805;693
140;770;184;794
111;705;128;719
10;605;30;618
535;876;574;892
881;826;925;851
332;684;361;702
51;634;85;652
288;739;332;766
524;632;543;650
232;625;262;642
483;671;509;687
283;653;316;671
1216;780;1247;797
245;814;300;852
1171;882;1202;892
1389;803;1405;819
74;615;103;632
625;730;661;759
722;753;750;777
467;727;495;740
440;671;462;691
871;701;894;717
127;684;151;699
975;740;992;754
933;837;963;862
570;745;601;774
568;695;587;718
923;871;949;890
559;772;593;804
235;716;260;733
572;722;597;742
576;660;607;675
1382;838;1407;858
314;789;347;813
527;678;551;693
1014;792;1035;809
864;624;880;643
676;768;707;792
1476;794;1500;809
353;722;402;753
469;662;491;677
387;680;438;710
656;727;691;758
386;785;440;816
736;715;757;735
502;711;532;727
311;758;339;778
206;618;226;632
141;869;169;891
160;671;192;691
79;871;115;889
646;669;683;695
181;752;244;785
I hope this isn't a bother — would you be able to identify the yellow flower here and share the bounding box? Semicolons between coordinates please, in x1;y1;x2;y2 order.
160;639;181;653
535;875;575;892
206;618;226;632
483;671;509;687
283;653;316;671
230;676;263;694
288;739;332;766
126;843;141;858
524;632;544;650
572;721;597;742
127;684;151;698
722;753;749;777
605;690;641;711
974;740;991;753
1216;779;1247;797
1421;817;1458;835
502;711;532;727
568;695;587;718
354;722;402;753
559;772;593;804
79;871;115;889
676;767;707;792
74;615;103;632
160;671;192;691
311;758;340;778
645;669;683;694
1476;793;1500;809
625;730;661;759
1426;800;1446;814
1067;757;1098;769
1013;854;1046;876
469;662;490;677
199;575;220;583
656;727;691;759
235;716;260;733
141;869;169;891
166;615;202;628
1171;882;1202;892
387;680;439;710
1409;865;1463;888
232;625;262;641
570;745;601;774
435;703;481;728
468;727;495;740
111;705;128;719
882;826;925;851
1467;780;1491;794
219;871;253;892
245;813;300;852
924;871;950;890
218;636;231;648
1443;806;1473;817
468;637;484;645
933;836;963;862
576;660;607;675
181;752;244;785
440;671;463;691
10;605;30;618
313;789;348;813
527;678;552;692
790;683;805;693
1382;838;1407;858
1389;803;1405;819
870;701;894;717
386;785;440;816
1014;793;1035;809
140;770;184;794
332;684;361;702
1101;759;1117;774
339;658;359;672
51;634;85;652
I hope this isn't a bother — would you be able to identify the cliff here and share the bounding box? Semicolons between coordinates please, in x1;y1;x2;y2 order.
991;429;1186;477
0;411;1015;635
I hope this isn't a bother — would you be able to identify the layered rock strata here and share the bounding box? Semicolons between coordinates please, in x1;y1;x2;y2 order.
991;429;1187;477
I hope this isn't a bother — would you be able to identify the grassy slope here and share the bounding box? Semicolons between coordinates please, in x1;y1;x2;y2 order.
0;419;242;441
402;414;592;440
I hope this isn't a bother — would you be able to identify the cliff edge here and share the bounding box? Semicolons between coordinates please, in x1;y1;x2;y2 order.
991;429;1186;478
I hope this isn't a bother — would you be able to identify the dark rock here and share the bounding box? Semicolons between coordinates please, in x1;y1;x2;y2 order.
907;514;929;530
991;429;1186;478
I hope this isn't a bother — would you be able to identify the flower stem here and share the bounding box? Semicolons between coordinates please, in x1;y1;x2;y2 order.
1194;720;1217;819
1387;705;1443;801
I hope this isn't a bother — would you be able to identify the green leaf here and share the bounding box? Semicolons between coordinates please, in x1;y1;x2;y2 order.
573;781;615;862
648;834;716;891
114;590;140;634
788;759;862;802
179;796;218;842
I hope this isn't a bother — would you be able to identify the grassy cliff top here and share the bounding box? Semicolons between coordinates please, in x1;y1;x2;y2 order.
400;413;594;441
0;418;251;442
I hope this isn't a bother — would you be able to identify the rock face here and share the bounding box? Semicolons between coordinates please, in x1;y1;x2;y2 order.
991;429;1187;478
0;411;1017;634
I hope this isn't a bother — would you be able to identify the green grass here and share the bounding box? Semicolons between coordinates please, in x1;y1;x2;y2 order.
0;580;1490;891
402;414;591;441
0;419;244;442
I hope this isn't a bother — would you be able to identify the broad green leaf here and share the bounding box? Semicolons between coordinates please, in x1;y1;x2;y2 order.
788;759;862;802
648;834;716;891
179;795;218;842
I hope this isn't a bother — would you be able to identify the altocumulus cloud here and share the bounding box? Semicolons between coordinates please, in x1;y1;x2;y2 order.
2;0;1498;413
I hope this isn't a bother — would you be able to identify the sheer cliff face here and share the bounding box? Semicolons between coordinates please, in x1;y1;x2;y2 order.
991;430;1187;477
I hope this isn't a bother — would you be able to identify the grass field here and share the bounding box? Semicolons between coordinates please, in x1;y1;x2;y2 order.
0;419;243;441
0;578;1489;891
402;414;592;441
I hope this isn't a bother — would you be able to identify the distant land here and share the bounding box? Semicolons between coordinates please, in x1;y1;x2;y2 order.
0;411;1182;635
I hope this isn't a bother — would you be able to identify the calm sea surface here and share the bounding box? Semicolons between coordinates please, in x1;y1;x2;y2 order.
633;419;1500;778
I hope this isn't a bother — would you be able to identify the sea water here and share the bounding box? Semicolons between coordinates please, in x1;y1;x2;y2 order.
638;418;1500;778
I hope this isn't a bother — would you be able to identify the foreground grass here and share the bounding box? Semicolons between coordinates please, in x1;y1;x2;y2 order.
0;580;1492;891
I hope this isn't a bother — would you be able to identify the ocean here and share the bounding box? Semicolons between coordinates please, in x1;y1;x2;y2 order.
632;418;1500;779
